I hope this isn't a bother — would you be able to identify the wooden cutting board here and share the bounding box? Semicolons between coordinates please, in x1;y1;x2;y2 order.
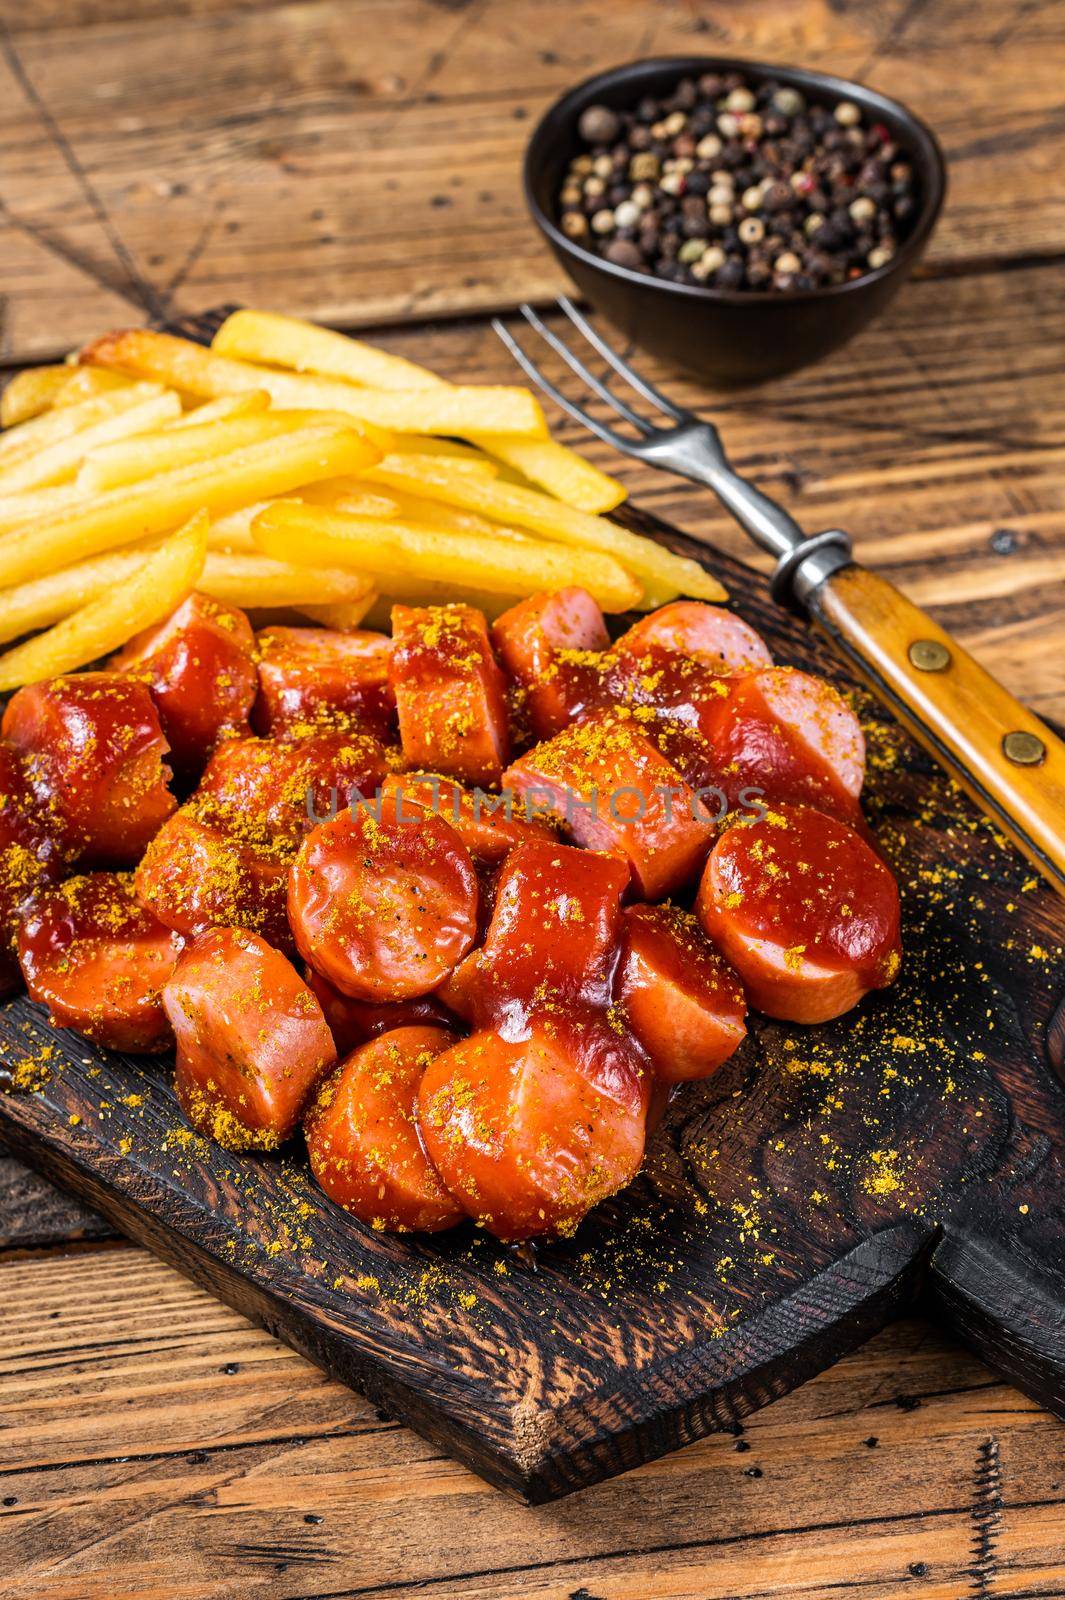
1;317;1063;1501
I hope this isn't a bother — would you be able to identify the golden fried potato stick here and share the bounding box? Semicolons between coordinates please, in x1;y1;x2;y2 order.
252;500;643;611
0;423;379;589
0;511;208;690
78;408;349;494
82;328;547;441
366;453;726;602
167;392;271;429
1;367;71;428
0;382;166;470
212;310;625;512
1;390;182;493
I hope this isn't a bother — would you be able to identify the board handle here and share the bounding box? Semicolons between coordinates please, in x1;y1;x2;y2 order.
808;564;1065;896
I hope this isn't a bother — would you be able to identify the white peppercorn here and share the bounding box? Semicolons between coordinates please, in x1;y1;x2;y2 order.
724;87;756;113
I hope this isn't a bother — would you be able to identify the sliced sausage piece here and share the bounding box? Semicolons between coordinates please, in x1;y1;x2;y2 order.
199;730;387;849
254;626;394;739
696;804;901;1024
288;798;479;1002
380;771;557;865
306;1025;463;1233
0;741;66;994
453;839;629;1024
616;602;772;674
134;805;292;952
491;587;612;740
163;927;336;1150
617;904;746;1083
306;966;457;1056
3;674;175;866
390;604;510;787
417;1013;649;1241
19;872;184;1053
699;666;866;820
504;710;715;899
112;592;258;776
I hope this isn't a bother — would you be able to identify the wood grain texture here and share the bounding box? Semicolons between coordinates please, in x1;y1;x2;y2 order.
2;481;1064;1500
1;0;1065;359
2;1249;1064;1600
1;0;1064;1577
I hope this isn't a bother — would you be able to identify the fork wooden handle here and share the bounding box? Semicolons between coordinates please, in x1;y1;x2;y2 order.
807;564;1065;895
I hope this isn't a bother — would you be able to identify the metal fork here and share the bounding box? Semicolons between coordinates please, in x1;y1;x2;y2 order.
492;297;1065;897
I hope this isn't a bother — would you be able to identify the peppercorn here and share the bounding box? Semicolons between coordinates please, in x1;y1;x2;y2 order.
605;238;643;269
678;238;708;264
556;70;919;293
629;152;660;182
579;104;620;145
772;87;805;117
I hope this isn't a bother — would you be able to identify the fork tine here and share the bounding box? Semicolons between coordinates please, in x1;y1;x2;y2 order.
490;318;640;454
556;296;689;423
517;304;653;434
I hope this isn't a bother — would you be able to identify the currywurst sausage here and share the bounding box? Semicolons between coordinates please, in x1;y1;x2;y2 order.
697;804;901;1024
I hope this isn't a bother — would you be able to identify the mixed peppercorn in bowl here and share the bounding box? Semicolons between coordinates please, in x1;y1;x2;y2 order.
525;56;946;382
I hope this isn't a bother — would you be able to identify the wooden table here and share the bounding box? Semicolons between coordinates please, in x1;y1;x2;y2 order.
1;2;1064;1595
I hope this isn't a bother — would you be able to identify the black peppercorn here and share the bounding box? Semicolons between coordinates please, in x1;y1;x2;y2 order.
578;104;620;146
556;70;920;294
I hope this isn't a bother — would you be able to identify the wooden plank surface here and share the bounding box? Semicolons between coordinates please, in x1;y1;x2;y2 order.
2;0;1065;360
2;0;1064;1588
2;1247;1064;1600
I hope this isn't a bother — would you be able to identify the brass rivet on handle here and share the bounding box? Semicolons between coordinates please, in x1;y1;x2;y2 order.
1002;730;1046;766
908;638;951;672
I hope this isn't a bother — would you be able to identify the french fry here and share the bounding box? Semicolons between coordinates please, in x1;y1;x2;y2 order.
84;331;549;447
1;390;182;494
80;329;396;451
252;501;642;612
0;485;82;534
323;480;512;539
297;593;378;630
0;423;379;590
295;481;403;520
168;392;271;429
366;454;726;602
387;435;500;467
1;367;71;428
54;367;136;407
213;310;438;391
78;409;340;494
199;551;374;610
0;546;163;644
208;503;276;553
0;542;373;645
0;512;208;690
471;434;627;514
0;382;166;470
212;309;625;512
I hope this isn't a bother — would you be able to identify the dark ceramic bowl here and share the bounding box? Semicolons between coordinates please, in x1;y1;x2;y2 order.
524;56;946;385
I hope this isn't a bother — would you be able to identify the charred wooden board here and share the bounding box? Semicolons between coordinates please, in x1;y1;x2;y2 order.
1;312;1063;1500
